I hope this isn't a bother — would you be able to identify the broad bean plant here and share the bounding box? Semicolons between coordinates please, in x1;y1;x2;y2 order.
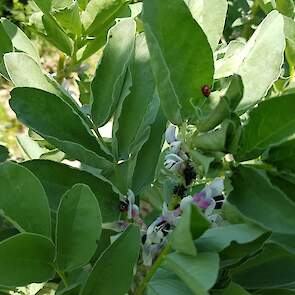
0;0;295;294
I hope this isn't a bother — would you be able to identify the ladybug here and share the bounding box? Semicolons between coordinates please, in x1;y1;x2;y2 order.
202;85;211;97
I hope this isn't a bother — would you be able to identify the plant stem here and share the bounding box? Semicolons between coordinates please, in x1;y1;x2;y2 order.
56;269;68;287
290;65;295;83
134;244;172;295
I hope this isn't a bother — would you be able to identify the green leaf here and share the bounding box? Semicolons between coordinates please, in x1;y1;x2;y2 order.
184;0;228;50
131;108;167;194
0;162;51;237
255;289;295;295
215;11;285;111
0;22;13;79
231;243;295;289
55;268;88;295
53;2;82;36
171;205;211;256
147;268;194;295
4;52;92;127
238;94;295;161
32;0;52;13
0;23;12;54
143;0;214;124
191;120;235;152
0;18;39;62
165;252;219;295
22;160;120;222
276;0;294;18
4;52;58;91
113;34;159;160
195;223;267;253
10;87;112;170
198;74;243;132
0;233;55;287
284;17;295;67
0;145;9;162
82;0;127;36
265;139;295;173
55;184;102;272
16;134;45;160
42;15;74;56
80;225;140;295
228;166;295;235
270;232;295;254
213;282;251;295
91;19;136;127
268;172;295;203
78;0;89;10
51;0;73;10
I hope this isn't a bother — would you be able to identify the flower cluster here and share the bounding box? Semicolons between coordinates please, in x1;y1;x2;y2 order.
142;178;225;265
116;126;226;266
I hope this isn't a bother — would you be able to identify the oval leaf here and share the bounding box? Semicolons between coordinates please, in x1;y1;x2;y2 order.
231;243;295;289
238;94;295;161
80;224;140;295
0;145;9;162
228;165;295;235
165;252;219;295
131;108;167;194
4;52;93;128
82;0;127;36
91;18;136;127
22;160;120;222
171;204;211;256
10;87;112;170
0;18;39;62
0;233;55;287
113;33;160;160
0;161;51;237
56;184;102;272
185;0;228;50
215;11;285;111
42;15;74;56
143;0;214;124
147;268;194;295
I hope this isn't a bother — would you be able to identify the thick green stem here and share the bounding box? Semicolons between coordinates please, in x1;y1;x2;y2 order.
134;244;172;295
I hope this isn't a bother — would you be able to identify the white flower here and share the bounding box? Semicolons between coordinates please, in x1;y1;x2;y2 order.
204;198;216;216
165;125;177;144
164;154;184;171
169;141;182;154
161;203;177;226
205;178;224;198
